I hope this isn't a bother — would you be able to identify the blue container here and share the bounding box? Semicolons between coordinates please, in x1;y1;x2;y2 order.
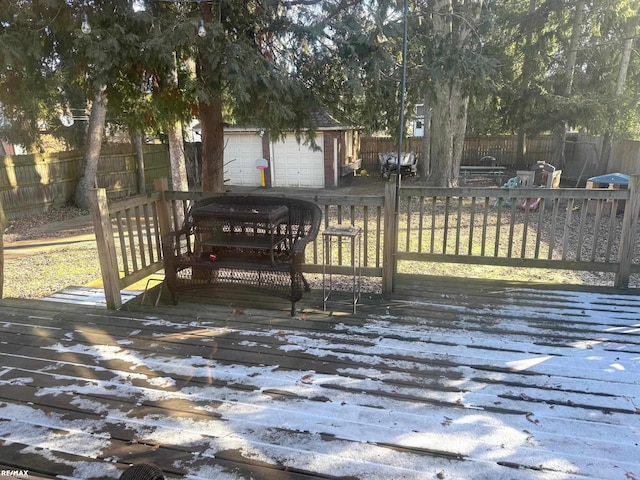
587;173;629;185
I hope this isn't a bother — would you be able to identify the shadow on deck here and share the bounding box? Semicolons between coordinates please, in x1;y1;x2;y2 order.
1;275;639;479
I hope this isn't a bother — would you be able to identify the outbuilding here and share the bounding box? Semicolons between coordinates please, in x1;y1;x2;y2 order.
221;112;360;189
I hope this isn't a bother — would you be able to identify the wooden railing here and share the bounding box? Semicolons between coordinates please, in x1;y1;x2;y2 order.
90;176;640;309
160;188;386;278
305;195;385;277
90;179;169;309
386;176;640;289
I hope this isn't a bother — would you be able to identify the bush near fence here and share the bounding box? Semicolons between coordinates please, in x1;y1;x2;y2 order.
0;144;170;220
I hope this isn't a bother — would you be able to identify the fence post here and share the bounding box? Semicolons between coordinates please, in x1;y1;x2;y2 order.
615;174;640;288
382;180;396;293
90;188;122;309
154;177;172;238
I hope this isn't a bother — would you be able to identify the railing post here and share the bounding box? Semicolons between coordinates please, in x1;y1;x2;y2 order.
382;180;396;293
615;174;640;288
154;177;172;238
90;188;122;309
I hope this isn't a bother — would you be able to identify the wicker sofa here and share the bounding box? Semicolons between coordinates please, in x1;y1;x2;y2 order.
162;195;322;316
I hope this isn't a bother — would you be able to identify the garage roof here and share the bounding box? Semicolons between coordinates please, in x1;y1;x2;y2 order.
223;111;351;133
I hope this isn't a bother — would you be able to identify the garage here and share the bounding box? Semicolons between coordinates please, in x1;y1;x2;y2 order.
271;134;325;188
217;112;359;189
222;131;264;186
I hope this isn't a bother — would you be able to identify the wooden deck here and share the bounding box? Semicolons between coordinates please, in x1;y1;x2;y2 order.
1;275;640;479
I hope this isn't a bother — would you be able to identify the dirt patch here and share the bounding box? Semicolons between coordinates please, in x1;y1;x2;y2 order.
4;205;92;242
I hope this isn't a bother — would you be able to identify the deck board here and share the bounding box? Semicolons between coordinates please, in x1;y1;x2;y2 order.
43;286;142;307
0;276;639;479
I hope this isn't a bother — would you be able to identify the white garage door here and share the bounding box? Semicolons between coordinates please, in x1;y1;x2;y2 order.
223;132;264;186
272;134;325;188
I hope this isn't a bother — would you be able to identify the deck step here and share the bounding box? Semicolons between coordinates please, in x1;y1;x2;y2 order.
43;285;141;306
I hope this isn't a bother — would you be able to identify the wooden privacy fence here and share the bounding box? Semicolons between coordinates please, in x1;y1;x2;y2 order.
359;137;424;173
90;176;640;309
0;144;170;219
360;136;556;173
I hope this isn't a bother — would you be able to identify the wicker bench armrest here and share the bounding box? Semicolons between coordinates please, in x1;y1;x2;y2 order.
289;231;315;256
288;203;322;271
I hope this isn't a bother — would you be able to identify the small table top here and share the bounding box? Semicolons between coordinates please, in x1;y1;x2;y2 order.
191;203;288;224
323;224;361;237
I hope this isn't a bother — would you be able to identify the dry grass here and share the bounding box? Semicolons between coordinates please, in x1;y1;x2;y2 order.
4;246;101;299
3;205;101;299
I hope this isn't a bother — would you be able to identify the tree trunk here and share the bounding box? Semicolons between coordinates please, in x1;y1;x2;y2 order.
427;77;469;187
133;130;146;195
200;94;225;193
74;87;107;210
615;37;633;97
516;130;527;169
428;88;449;186
601;35;633;169
197;4;225;194
550;0;585;168
452;92;469;181
167;52;189;194
516;0;536;169
167;122;188;226
600;131;612;173
418;100;432;180
427;0;453;187
564;0;584;97
549;123;566;168
167;121;188;192
424;0;477;187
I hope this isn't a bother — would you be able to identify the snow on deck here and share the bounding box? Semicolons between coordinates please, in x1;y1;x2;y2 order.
0;281;639;479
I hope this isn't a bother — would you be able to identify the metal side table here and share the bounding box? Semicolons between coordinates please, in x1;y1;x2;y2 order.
322;224;362;313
